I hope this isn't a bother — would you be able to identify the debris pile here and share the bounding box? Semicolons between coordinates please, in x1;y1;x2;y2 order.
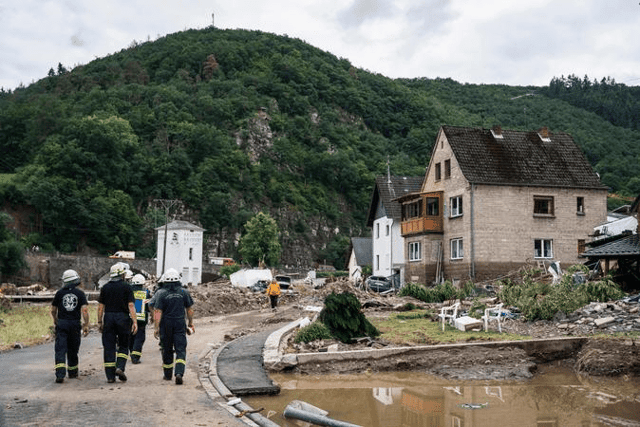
189;276;397;318
0;283;48;296
556;298;640;335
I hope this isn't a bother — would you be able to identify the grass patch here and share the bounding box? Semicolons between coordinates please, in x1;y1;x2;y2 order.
0;303;99;351
369;310;529;345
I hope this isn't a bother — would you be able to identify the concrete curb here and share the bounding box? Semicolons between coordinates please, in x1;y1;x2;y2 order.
204;336;280;427
263;318;307;368
293;336;588;366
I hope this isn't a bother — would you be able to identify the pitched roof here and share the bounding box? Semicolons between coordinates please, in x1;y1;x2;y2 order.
581;234;640;258
366;175;423;226
155;220;205;231
441;125;607;189
350;237;372;267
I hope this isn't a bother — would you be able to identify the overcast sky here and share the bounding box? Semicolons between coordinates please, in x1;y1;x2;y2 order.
1;0;639;91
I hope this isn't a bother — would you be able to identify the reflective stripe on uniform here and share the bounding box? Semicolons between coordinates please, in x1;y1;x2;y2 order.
131;350;142;357
162;363;174;369
116;353;130;360
175;359;186;366
104;362;116;368
68;365;78;371
55;363;66;370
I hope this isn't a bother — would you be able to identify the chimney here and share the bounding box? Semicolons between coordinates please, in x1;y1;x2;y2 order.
539;126;549;139
490;125;503;139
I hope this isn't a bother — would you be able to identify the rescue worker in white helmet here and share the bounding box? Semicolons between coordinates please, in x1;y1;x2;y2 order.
51;269;89;383
153;268;195;384
129;274;150;364
97;262;138;383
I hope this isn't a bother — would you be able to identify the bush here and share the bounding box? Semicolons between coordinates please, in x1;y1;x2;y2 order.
398;281;474;303
220;264;241;278
577;277;625;302
498;268;626;321
319;292;380;343
294;321;333;343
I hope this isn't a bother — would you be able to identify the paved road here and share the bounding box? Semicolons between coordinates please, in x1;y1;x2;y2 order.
0;312;262;426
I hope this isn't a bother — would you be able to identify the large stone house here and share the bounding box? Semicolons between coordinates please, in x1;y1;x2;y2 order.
398;125;608;285
366;175;423;285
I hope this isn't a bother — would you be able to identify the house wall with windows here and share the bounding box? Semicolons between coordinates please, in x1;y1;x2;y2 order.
401;125;608;285
156;220;205;285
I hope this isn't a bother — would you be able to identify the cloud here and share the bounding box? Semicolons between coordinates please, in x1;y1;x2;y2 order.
1;0;639;90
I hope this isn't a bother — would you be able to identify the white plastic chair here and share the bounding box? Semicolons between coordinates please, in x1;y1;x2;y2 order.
438;302;460;331
482;303;504;333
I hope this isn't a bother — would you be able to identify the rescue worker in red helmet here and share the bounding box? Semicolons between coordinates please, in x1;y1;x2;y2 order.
153;268;194;384
98;262;138;383
51;269;89;383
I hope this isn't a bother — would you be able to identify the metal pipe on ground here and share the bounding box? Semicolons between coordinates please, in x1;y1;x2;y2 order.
283;401;362;427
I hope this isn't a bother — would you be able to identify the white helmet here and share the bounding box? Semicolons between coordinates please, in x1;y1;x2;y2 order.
124;269;134;280
110;262;126;278
159;268;180;283
62;269;80;286
132;274;146;286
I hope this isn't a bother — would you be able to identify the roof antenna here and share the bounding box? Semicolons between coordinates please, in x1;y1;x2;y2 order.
386;156;396;199
387;156;391;184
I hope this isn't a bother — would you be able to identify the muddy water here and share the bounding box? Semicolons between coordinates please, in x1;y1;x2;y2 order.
245;365;640;426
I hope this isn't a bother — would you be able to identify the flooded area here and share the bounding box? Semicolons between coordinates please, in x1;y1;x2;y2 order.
245;364;640;426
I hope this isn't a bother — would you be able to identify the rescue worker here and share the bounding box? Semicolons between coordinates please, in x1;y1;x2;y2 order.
51;270;89;383
129;274;150;364
266;279;281;311
153;268;194;385
147;277;168;351
98;262;138;383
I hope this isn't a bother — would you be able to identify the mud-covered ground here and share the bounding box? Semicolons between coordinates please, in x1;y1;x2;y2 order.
187;278;640;381
3;277;639;383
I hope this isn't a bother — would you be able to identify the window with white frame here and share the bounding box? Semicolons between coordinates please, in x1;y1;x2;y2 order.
409;242;421;261
450;196;463;217
450;238;463;260
376;223;380;238
534;239;553;258
385;224;390;236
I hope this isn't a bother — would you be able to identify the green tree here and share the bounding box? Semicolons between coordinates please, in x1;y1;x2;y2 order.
238;212;281;267
0;212;26;278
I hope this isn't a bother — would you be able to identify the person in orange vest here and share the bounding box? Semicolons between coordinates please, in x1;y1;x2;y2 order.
265;279;281;311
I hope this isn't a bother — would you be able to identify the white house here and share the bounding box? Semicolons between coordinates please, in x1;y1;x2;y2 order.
347;237;372;285
593;212;637;240
366;175;423;285
156;220;205;285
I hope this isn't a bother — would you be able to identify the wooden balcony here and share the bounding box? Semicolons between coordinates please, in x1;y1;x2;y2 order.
401;216;443;235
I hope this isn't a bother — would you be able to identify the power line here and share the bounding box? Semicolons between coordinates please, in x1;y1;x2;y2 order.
153;199;178;274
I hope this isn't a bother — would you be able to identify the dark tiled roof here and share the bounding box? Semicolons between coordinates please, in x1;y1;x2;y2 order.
350;237;372;267
442;126;607;189
581;234;640;258
366;175;423;226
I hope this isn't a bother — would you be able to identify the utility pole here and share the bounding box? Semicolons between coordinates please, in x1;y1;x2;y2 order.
154;199;178;274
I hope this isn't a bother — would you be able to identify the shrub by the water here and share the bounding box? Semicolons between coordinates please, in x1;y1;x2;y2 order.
319;292;380;343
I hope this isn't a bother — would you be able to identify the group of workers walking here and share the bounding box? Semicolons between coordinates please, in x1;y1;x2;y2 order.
50;263;194;385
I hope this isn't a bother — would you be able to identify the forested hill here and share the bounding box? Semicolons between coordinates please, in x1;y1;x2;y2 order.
1;27;639;267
